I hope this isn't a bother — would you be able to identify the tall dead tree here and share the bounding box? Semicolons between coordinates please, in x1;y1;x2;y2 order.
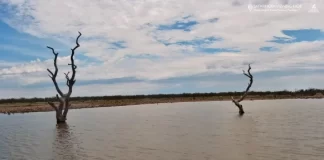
47;32;82;123
231;64;253;115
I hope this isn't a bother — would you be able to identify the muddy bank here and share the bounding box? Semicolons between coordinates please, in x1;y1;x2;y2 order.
0;95;322;114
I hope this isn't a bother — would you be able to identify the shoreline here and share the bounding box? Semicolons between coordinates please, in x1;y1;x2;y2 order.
0;95;322;115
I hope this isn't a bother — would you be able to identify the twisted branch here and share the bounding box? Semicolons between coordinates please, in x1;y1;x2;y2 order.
67;31;82;97
231;64;253;114
237;64;253;102
64;72;70;86
47;46;64;97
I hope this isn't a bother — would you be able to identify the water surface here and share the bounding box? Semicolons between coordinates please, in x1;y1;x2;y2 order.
1;99;324;160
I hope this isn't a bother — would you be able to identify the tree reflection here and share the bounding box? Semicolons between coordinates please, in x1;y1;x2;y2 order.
52;123;78;160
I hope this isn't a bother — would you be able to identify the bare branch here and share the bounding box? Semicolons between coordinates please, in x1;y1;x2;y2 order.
231;64;253;115
64;72;70;79
70;32;81;81
47;46;64;97
237;64;253;102
231;96;241;106
243;72;250;78
64;72;70;86
67;31;82;96
46;46;58;56
47;69;54;77
48;102;58;112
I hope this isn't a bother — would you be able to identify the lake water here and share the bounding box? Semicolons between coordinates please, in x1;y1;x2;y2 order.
1;99;324;160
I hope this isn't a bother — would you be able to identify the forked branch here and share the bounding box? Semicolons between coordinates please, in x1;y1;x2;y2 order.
46;31;82;123
64;72;70;86
231;64;253;115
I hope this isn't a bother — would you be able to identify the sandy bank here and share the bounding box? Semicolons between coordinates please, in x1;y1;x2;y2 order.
0;95;322;114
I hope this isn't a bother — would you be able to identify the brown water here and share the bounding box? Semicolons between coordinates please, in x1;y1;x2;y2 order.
1;99;324;160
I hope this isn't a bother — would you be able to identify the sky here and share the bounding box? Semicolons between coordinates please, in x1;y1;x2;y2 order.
0;0;323;98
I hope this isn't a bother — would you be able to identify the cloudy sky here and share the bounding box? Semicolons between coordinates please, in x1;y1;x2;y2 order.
0;0;323;98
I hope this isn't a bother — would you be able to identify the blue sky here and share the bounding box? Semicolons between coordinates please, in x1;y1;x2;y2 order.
0;21;62;62
0;0;324;98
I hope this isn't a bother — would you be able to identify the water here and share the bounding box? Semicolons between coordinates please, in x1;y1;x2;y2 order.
1;99;324;160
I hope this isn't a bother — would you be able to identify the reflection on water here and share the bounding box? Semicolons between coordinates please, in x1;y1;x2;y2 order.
1;99;324;160
52;123;78;160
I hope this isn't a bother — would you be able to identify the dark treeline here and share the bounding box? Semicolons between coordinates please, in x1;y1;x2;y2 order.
0;88;323;104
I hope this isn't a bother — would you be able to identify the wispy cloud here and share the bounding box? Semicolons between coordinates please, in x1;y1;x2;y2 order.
165;36;222;46
0;0;323;98
259;46;279;52
157;15;199;32
269;29;324;43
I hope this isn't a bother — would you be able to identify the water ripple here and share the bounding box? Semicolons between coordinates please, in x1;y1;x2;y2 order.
1;99;324;160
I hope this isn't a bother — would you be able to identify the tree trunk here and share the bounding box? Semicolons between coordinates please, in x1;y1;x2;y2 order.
232;99;245;115
56;115;66;123
49;97;70;124
237;104;245;115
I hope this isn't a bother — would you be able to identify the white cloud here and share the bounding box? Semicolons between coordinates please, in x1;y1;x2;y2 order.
0;0;324;97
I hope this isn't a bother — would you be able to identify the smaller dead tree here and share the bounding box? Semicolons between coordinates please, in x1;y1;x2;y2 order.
231;64;253;115
47;32;82;123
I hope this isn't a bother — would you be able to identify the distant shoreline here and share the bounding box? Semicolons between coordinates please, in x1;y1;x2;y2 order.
0;95;322;115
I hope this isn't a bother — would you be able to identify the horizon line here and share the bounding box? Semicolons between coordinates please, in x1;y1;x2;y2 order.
1;87;323;100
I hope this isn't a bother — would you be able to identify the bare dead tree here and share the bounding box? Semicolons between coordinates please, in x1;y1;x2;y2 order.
231;64;253;115
47;32;82;123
